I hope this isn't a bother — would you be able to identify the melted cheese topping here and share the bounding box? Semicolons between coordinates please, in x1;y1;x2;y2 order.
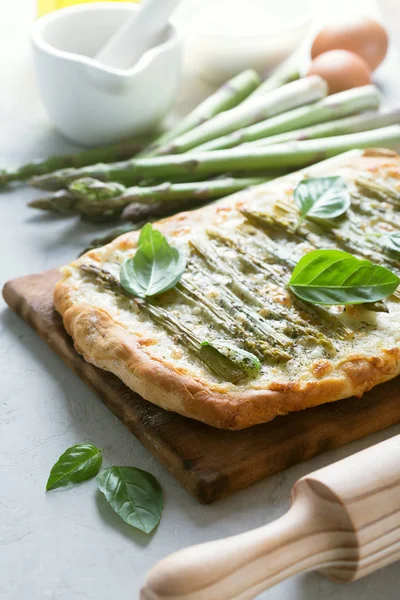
62;152;400;392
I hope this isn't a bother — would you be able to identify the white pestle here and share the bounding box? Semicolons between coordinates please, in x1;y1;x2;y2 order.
95;0;183;70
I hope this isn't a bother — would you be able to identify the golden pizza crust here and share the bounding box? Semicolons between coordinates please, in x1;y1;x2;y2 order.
54;149;400;429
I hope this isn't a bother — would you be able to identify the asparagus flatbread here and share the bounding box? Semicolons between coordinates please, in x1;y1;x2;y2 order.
55;149;400;429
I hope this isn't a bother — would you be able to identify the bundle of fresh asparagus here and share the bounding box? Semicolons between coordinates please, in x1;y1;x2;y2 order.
4;61;400;251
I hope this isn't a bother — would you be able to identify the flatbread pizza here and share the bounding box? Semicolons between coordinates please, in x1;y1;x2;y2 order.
55;149;400;429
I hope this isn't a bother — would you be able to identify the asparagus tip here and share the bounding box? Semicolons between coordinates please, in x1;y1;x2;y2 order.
29;174;63;191
28;198;54;210
0;171;16;186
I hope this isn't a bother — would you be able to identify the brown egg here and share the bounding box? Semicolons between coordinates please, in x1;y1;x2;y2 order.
311;16;388;71
307;50;372;95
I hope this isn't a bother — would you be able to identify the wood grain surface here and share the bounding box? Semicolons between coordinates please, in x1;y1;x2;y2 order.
3;268;400;504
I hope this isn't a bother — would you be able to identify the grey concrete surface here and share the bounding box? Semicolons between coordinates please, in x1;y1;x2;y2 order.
1;1;399;599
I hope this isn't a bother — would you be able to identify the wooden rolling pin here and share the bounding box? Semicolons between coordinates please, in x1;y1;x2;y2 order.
141;434;400;600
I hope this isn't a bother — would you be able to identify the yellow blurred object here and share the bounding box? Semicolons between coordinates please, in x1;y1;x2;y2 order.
38;0;140;18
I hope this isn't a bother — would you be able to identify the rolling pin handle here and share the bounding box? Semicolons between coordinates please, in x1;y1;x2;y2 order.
142;435;400;599
140;493;331;600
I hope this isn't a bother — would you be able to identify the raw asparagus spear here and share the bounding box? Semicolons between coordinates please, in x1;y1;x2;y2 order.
155;76;328;155
2;71;260;185
0;137;152;186
145;65;298;158
29;176;270;216
120;176;272;221
243;61;301;102
142;69;261;157
29;179;124;212
30;125;400;191
246;109;400;147
29;189;77;211
195;85;381;151
71;176;269;208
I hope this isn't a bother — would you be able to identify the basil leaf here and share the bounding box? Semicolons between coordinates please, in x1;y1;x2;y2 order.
380;231;400;258
46;443;102;491
387;232;400;248
294;176;350;225
97;467;163;534
201;340;261;378
120;223;186;298
289;249;400;305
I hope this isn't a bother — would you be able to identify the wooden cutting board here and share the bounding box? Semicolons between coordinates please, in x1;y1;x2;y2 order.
4;268;400;504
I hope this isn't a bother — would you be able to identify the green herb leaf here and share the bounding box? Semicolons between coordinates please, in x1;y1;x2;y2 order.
46;443;102;491
379;231;400;258
201;340;261;378
97;467;163;534
294;177;350;225
120;223;186;298
288;249;400;305
386;231;400;247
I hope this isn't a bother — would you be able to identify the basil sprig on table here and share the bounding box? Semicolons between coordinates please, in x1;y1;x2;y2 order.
46;443;102;491
97;467;163;534
120;223;186;298
294;176;350;226
288;249;400;305
46;444;163;535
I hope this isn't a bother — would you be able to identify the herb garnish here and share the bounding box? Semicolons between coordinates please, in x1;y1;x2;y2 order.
377;231;400;258
120;223;186;298
97;467;163;534
288;249;400;305
46;443;163;535
46;443;102;491
294;176;350;227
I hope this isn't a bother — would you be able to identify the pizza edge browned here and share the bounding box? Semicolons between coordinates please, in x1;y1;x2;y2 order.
54;149;400;430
